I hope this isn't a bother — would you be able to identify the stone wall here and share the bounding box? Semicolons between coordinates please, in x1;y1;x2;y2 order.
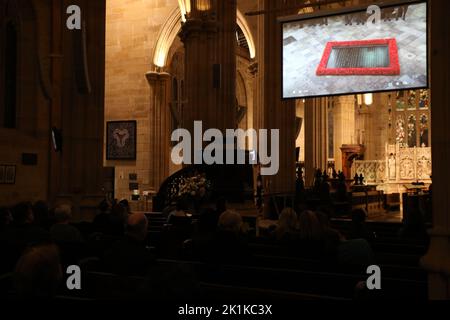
0;0;107;216
105;0;178;201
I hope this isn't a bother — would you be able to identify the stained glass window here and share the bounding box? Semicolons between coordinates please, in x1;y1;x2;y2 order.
408;115;417;147
420;114;429;147
419;89;429;109
396;91;405;111
407;90;416;110
392;89;431;148
396;118;406;147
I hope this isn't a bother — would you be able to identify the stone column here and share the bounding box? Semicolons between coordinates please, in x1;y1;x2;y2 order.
180;0;237;135
262;0;297;199
145;71;171;191
421;0;450;300
333;95;356;171
304;98;328;186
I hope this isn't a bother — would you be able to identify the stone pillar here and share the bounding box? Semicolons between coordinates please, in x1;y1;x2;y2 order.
334;95;356;171
304;98;328;186
262;0;297;199
145;72;171;191
180;0;237;135
421;0;450;300
48;0;107;220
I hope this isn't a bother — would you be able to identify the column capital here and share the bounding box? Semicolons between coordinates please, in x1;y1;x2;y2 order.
249;62;259;76
179;18;217;42
145;71;171;85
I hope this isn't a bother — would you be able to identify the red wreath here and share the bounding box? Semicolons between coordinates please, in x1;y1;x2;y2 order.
316;38;400;76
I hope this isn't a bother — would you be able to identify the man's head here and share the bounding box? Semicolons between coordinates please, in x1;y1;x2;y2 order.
126;213;148;241
12;202;34;225
218;210;243;234
54;204;72;224
119;199;130;214
352;208;367;225
14;243;62;298
0;207;13;228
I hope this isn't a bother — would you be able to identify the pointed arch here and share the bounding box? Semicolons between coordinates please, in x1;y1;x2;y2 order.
153;6;256;68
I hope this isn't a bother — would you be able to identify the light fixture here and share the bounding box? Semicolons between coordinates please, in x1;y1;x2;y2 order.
357;94;363;106
196;0;211;12
178;0;211;19
51;127;63;152
364;93;373;106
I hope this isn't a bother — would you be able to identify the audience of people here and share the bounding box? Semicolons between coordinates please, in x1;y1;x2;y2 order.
0;188;431;299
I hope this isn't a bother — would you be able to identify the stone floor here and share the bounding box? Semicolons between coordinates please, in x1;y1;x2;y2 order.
283;3;427;98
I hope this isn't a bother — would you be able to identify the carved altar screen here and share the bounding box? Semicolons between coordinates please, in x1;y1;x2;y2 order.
354;90;432;186
394;89;430;148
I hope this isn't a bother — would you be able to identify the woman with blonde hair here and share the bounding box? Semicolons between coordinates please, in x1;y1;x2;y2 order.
297;210;338;260
298;210;323;241
275;208;298;241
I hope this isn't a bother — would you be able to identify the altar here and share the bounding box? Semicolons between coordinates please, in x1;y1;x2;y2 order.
353;145;432;195
351;145;431;220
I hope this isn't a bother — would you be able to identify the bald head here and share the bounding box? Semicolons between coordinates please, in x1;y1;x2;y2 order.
126;213;148;241
14;243;62;298
218;210;243;234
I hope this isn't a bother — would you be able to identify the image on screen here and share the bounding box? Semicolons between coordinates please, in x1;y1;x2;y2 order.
282;1;428;99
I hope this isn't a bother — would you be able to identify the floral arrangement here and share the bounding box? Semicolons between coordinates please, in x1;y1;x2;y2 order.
167;172;212;202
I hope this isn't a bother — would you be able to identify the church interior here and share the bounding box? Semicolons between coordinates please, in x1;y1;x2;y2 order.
1;0;450;302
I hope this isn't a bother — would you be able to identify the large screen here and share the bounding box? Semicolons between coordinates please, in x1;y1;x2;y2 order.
282;1;428;99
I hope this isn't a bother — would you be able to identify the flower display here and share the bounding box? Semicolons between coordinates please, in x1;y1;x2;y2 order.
167;172;212;203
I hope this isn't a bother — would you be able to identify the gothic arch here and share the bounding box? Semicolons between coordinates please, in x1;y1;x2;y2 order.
152;6;256;68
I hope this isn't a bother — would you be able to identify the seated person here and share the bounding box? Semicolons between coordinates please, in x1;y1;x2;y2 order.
0;207;13;232
50;204;84;244
297;210;339;261
103;213;155;276
399;205;429;245
0;202;50;272
167;198;192;225
92;199;111;234
210;210;251;264
32;201;53;230
349;208;374;241
119;199;131;215
274;208;298;242
191;208;220;259
14;243;63;299
104;204;127;236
